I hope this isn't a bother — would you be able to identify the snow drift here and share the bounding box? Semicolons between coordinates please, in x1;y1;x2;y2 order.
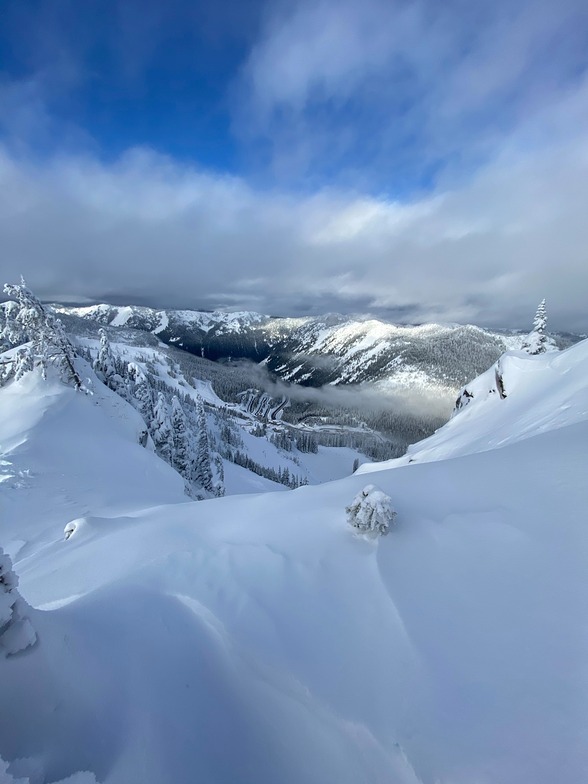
1;342;588;783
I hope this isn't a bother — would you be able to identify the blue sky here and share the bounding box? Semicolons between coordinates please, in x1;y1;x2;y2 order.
0;0;256;167
1;0;588;329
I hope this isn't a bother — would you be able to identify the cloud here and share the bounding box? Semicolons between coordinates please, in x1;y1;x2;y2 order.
225;360;455;422
1;94;588;334
236;0;588;186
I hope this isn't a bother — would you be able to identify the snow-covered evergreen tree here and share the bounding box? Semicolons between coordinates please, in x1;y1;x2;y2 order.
0;549;36;657
93;328;124;392
1;281;82;388
151;392;173;462
346;485;396;536
127;362;154;426
211;454;225;497
13;346;35;381
194;397;214;493
170;396;190;477
521;299;557;355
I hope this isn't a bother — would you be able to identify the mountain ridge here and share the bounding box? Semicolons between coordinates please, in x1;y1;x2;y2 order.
56;302;578;390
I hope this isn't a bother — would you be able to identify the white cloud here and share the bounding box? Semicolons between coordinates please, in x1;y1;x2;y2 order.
1;108;588;332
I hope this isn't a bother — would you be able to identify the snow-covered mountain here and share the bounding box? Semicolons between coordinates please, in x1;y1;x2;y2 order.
47;306;454;474
1;322;587;782
48;302;582;480
57;302;577;389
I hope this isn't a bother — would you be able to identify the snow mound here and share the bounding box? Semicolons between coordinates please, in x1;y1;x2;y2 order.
0;550;36;658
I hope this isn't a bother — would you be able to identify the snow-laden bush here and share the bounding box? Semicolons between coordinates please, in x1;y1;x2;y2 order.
0;549;36;657
346;485;396;536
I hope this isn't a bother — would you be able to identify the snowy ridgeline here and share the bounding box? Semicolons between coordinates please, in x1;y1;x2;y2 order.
56;297;578;389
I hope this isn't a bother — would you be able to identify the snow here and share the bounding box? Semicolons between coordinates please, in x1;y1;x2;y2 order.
0;616;36;657
165;308;266;334
221;459;288;495
57;304;113;322
0;368;185;555
109;306;134;327
1;341;588;782
295;444;361;483
151;310;169;335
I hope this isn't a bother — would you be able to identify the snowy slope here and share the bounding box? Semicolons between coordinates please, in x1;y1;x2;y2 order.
359;341;588;470
1;342;588;783
0;367;186;562
76;335;369;494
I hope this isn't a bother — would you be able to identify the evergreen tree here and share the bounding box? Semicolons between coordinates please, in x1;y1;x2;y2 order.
13;346;35;381
522;299;556;355
194;397;214;493
93;328;120;390
127;362;154;426
170;396;190;477
151;392;173;462
212;454;225;497
1;281;82;388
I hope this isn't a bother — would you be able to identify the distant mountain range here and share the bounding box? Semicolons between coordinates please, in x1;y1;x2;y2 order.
54;303;580;391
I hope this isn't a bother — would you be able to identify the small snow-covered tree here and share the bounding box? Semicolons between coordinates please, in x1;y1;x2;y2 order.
0;549;36;657
1;281;82;388
521;299;556;355
151;392;173;462
346;485;396;536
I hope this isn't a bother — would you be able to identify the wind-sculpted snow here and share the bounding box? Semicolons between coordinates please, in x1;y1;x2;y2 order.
1;341;587;782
